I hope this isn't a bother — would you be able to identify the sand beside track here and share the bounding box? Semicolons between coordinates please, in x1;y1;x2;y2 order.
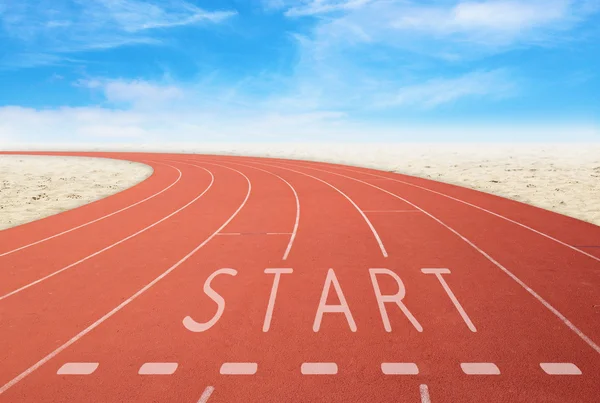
0;155;152;230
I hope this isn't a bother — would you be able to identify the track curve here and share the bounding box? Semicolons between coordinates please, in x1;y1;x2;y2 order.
0;151;598;403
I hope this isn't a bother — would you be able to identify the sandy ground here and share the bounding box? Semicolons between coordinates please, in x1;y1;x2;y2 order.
0;144;598;229
0;155;152;230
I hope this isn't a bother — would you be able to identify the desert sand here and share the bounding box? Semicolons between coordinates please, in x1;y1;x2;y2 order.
0;144;598;229
0;155;152;230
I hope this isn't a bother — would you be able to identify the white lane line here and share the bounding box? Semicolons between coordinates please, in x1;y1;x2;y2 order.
280;162;600;355
540;363;582;375
220;363;258;375
0;163;215;301
197;386;215;403
333;164;600;264
267;232;293;235
420;384;431;403
56;362;99;375
216;232;242;236
363;210;420;213
301;362;338;375
251;161;388;258
461;363;500;375
381;362;419;375
138;362;178;375
0;161;180;258
203;160;301;261
0;164;252;396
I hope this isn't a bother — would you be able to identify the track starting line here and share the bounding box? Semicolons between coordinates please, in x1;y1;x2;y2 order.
56;361;582;376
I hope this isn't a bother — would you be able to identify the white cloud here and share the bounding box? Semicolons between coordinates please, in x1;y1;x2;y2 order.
285;0;374;17
284;0;598;58
375;69;516;108
78;79;184;107
0;0;237;63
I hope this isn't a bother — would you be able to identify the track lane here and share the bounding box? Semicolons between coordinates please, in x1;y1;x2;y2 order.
0;161;245;392
0;162;205;296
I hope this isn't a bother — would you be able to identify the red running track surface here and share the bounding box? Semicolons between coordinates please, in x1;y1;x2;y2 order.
0;152;599;403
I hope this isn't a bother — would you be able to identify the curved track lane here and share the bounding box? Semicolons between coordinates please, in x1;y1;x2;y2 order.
0;152;598;403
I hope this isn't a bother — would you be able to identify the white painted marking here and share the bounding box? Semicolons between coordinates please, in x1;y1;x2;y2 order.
381;363;419;375
540;363;582;375
138;362;178;375
220;363;257;375
421;268;476;332
207;160;300;261
363;210;420;213
281;162;600;355
56;362;98;375
0;164;252;396
301;362;338;375
197;386;215;403
369;268;422;332
0;163;215;301
251;161;388;258
420;384;431;403
0;161;181;258
461;363;500;375
183;268;238;332
313;269;357;332
216;233;242;236
263;268;294;332
266;232;293;235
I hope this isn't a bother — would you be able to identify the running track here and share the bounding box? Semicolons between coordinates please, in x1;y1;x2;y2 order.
0;151;599;403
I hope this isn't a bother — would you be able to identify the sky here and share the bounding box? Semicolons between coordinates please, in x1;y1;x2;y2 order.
0;0;599;144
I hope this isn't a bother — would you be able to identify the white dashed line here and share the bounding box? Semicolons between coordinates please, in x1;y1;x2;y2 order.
420;384;431;403
138;363;178;375
540;363;582;375
220;363;258;375
301;362;338;375
197;386;215;403
381;362;419;375
56;362;99;375
460;363;500;375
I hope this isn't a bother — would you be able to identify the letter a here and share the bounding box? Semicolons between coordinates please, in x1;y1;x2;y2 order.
313;269;357;332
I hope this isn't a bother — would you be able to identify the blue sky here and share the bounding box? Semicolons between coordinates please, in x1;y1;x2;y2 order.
0;0;599;144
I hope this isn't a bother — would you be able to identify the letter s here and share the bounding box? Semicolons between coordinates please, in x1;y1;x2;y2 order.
183;268;237;332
